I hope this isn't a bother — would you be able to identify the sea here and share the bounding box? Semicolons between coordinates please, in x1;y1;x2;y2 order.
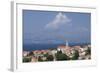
23;42;90;51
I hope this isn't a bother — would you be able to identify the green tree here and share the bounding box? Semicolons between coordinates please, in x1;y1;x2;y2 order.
44;53;54;61
47;55;54;61
23;57;31;62
55;51;69;61
86;47;91;55
44;53;49;57
57;50;62;54
71;50;79;60
28;51;34;56
38;56;43;62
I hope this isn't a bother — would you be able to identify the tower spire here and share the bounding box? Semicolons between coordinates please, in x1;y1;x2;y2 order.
66;40;68;46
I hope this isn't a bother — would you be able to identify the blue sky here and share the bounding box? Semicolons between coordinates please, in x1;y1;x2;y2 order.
23;10;91;44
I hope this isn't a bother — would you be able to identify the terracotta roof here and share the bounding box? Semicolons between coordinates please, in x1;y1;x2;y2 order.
74;46;81;49
58;45;70;49
58;45;66;48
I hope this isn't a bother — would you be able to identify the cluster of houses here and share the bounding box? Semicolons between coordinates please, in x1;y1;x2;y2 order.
23;43;91;62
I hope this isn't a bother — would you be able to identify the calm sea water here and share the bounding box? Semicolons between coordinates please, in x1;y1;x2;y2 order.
23;42;90;51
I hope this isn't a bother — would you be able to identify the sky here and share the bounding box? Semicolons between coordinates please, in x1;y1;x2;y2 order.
23;10;91;44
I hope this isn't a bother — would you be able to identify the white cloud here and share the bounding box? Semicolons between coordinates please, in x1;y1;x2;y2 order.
45;12;71;30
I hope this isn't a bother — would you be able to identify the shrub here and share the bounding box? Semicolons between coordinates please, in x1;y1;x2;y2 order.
38;56;43;62
71;50;79;60
47;55;54;61
86;47;91;55
28;51;34;56
23;57;31;62
55;51;69;61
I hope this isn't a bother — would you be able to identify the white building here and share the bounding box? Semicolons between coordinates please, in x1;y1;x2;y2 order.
23;51;29;57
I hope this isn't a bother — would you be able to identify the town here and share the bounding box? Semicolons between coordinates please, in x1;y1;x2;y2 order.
23;43;91;62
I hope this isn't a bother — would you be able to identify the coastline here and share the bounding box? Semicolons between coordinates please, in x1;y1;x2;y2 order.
23;44;91;62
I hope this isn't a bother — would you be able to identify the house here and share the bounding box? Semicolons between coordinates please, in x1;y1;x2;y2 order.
88;44;91;48
57;45;73;57
23;51;29;57
33;50;43;57
57;45;67;53
41;50;48;54
42;56;47;61
31;56;38;62
51;50;57;55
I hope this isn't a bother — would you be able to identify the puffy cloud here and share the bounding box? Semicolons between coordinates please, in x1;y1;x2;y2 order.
45;12;71;30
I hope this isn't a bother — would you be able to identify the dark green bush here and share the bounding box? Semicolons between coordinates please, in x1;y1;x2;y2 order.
23;57;31;62
55;51;69;61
